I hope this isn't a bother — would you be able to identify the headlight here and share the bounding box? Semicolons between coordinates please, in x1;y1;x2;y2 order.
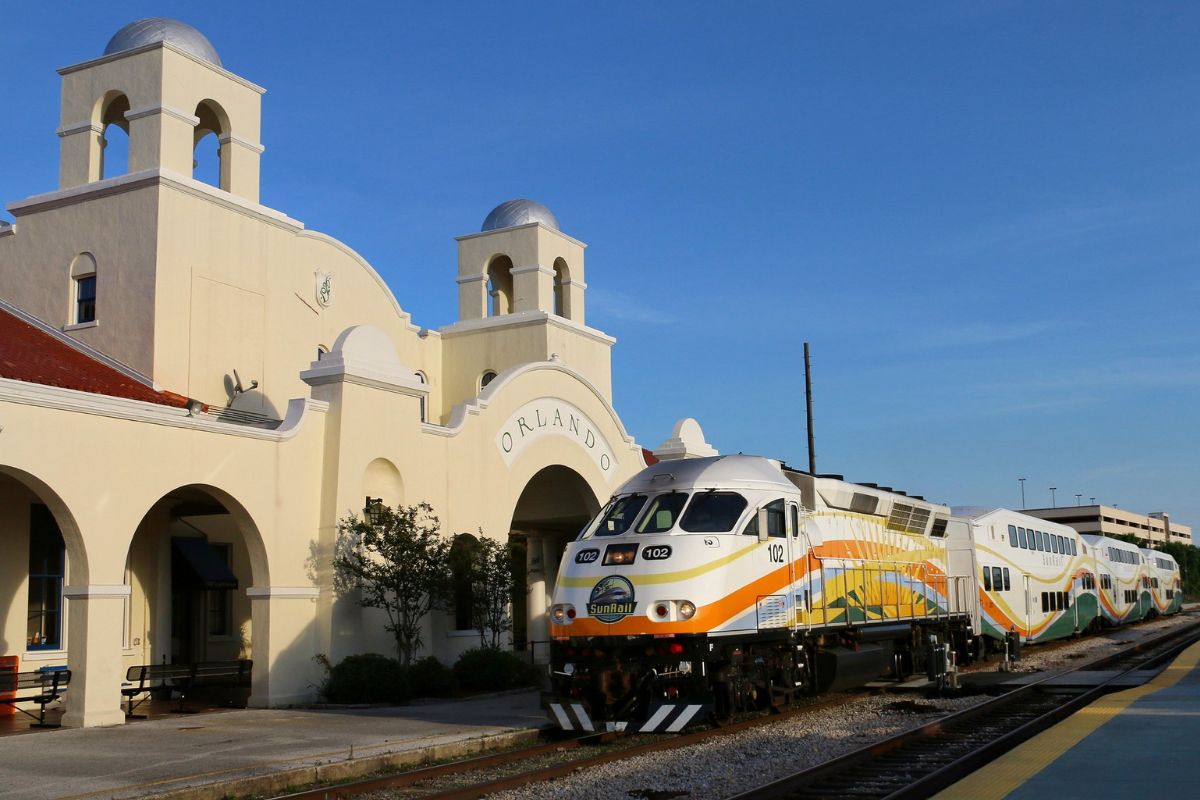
551;604;575;624
678;600;697;619
563;662;575;676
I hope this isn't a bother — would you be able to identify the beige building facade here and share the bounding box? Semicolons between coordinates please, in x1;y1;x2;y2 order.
1023;505;1192;547
0;19;716;728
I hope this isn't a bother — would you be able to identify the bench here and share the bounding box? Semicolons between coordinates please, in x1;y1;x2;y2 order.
122;663;193;718
123;660;252;716
0;666;71;728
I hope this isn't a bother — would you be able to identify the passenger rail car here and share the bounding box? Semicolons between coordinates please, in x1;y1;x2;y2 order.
959;508;1096;645
546;455;976;732
544;455;1185;733
1143;547;1185;616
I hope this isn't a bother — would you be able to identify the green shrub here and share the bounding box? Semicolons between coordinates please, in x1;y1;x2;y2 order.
409;656;454;698
453;648;540;693
324;653;410;704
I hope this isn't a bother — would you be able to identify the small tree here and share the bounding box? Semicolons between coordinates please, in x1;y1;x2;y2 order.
468;534;515;649
333;502;451;665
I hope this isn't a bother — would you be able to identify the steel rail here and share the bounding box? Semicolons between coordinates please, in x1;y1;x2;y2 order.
729;617;1200;800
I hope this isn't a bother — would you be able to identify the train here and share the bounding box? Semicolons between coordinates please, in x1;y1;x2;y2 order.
544;455;1183;733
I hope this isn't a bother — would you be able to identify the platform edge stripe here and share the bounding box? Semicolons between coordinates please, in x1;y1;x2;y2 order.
665;704;704;732
549;703;573;730
570;703;594;732
639;704;674;732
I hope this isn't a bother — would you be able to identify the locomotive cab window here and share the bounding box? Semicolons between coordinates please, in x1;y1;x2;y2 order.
1018;527;1028;549
1003;567;1011;591
637;492;689;534
680;492;748;533
742;498;786;538
992;566;1003;591
1008;525;1018;547
983;567;992;591
590;494;648;537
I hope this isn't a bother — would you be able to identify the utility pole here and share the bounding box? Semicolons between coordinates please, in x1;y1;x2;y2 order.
1075;493;1082;506
804;342;816;474
1018;477;1026;509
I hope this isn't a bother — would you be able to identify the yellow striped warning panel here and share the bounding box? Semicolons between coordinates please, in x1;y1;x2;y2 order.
934;639;1200;800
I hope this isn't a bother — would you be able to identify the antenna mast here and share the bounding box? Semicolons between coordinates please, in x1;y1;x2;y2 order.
804;341;816;474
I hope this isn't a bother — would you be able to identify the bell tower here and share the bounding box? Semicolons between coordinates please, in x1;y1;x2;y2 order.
455;199;587;323
56;17;265;202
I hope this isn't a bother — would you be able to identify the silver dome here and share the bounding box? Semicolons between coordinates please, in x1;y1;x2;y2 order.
481;199;559;232
104;18;222;66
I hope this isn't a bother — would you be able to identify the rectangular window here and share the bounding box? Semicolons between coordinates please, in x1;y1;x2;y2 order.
1035;531;1044;552
27;505;66;650
1008;525;1018;547
75;275;96;324
1003;567;1011;591
992;566;1003;591
983;567;992;591
1041;591;1048;611
207;543;233;637
1051;536;1059;555
1018;527;1028;549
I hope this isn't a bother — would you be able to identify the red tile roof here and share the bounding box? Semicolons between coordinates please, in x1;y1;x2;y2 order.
641;448;659;466
0;306;191;409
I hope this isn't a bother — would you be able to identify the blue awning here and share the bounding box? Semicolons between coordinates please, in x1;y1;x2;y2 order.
171;537;238;590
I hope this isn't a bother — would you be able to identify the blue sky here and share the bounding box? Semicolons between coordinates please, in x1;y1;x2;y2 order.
3;3;1198;527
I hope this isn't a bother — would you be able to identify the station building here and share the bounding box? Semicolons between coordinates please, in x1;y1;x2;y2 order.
0;18;717;728
1023;505;1192;547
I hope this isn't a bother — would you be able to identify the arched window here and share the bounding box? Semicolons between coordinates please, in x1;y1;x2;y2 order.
99;93;130;180
70;252;98;325
480;370;497;392
415;371;427;422
486;255;514;316
193;100;229;190
449;533;480;631
552;258;570;317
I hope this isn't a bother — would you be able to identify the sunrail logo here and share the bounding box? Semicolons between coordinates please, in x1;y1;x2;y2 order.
587;575;636;623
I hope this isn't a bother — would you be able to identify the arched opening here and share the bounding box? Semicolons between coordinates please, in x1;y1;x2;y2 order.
69;253;98;326
98;92;130;180
508;466;600;662
123;485;266;708
486;255;514;316
0;466;85;727
449;533;481;632
552;258;570;318
479;370;498;393
193;100;229;190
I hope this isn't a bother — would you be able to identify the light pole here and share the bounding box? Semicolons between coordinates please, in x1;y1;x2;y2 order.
1090;497;1096;505
1075;493;1082;506
1018;477;1026;509
1050;487;1057;508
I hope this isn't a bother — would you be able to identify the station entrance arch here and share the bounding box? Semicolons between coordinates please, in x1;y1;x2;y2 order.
124;485;267;701
508;465;600;662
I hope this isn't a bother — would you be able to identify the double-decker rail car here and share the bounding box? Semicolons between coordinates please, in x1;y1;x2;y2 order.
956;508;1095;645
1141;547;1183;617
546;455;976;732
1085;534;1150;625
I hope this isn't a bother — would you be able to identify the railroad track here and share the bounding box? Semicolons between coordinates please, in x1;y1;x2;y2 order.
270;692;865;800
729;618;1200;800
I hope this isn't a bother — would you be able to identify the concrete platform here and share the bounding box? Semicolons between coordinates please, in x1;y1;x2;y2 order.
937;638;1200;799
0;690;545;800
